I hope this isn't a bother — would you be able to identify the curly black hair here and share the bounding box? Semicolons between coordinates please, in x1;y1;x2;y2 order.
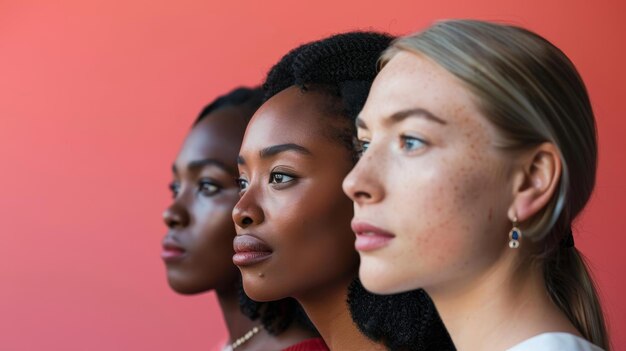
348;278;456;351
193;86;264;126
263;31;394;161
260;32;456;350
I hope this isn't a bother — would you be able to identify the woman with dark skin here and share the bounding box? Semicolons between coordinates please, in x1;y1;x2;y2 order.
232;33;454;351
162;88;320;351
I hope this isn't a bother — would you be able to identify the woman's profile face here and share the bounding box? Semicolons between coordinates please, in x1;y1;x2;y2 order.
162;107;247;294
343;52;516;295
233;86;358;302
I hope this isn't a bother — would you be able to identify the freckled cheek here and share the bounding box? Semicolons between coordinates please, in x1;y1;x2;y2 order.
389;161;487;268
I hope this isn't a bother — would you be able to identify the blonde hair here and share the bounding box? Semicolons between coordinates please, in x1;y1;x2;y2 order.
380;20;609;349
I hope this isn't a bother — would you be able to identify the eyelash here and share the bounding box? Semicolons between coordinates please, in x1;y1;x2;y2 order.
168;182;180;198
355;140;370;158
236;171;298;194
168;179;222;198
355;135;427;158
198;179;221;196
236;177;248;193
400;135;427;152
270;172;296;185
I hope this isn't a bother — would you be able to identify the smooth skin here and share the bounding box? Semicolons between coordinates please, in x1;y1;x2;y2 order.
163;106;314;351
234;86;384;351
342;52;578;350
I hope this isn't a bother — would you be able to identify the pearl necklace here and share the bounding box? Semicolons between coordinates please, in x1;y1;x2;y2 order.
222;325;263;351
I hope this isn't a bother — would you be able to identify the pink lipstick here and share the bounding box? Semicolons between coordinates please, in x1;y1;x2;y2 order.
161;240;186;262
351;221;395;252
233;234;273;266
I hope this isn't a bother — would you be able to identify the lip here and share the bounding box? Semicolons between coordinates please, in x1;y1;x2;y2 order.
233;234;273;267
351;220;395;252
161;237;187;262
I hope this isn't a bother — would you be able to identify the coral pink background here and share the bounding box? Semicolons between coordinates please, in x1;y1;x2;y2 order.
1;1;624;350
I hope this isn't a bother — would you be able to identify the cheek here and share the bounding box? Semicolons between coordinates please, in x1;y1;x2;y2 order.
166;195;240;294
267;178;357;288
192;195;240;265
198;193;238;233
390;150;505;273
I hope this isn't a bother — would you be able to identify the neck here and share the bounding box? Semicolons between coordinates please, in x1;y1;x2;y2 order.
296;276;384;351
216;285;319;351
428;252;577;351
215;287;261;346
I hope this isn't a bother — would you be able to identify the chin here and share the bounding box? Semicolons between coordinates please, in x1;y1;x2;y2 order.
241;274;284;302
168;281;206;295
358;256;411;295
166;272;213;295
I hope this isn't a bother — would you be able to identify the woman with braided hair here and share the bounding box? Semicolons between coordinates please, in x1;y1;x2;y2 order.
162;87;320;351
232;32;454;350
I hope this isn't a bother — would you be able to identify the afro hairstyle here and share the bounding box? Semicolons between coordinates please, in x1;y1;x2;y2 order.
262;31;394;162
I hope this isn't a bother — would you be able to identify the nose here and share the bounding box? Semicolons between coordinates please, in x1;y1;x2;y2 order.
232;188;264;229
163;202;190;229
342;151;384;206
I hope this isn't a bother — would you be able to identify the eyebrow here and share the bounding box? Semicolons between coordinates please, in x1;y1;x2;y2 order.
356;108;447;129
172;158;234;175
355;117;368;129
260;143;312;158
389;108;447;125
237;143;312;165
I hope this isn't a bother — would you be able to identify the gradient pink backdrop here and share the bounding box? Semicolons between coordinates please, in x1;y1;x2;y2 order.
1;1;624;350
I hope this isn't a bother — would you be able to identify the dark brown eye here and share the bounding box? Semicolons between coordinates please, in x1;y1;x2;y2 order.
199;179;220;196
237;178;249;192
169;181;180;198
270;172;295;184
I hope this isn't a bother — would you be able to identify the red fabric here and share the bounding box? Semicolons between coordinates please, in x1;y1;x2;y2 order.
282;338;329;351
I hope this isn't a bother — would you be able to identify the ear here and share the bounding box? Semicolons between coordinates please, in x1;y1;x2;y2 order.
508;142;562;223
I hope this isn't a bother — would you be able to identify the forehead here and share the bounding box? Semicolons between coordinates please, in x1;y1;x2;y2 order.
178;107;247;163
361;51;479;124
241;86;341;152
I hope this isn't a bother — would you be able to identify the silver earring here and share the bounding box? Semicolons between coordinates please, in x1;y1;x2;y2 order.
509;217;522;249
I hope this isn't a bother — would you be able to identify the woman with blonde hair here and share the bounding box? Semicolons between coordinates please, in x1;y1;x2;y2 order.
343;20;609;350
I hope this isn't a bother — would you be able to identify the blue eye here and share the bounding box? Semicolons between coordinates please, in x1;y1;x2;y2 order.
400;135;426;152
199;179;220;196
237;178;249;192
356;140;370;157
270;173;295;184
169;181;180;198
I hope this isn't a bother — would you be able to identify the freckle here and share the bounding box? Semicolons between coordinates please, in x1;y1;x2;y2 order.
488;208;493;221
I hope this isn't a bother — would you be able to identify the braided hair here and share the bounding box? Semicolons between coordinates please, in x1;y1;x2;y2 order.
261;32;456;350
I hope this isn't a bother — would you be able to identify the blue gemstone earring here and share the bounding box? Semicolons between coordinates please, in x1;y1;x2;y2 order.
509;217;522;249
